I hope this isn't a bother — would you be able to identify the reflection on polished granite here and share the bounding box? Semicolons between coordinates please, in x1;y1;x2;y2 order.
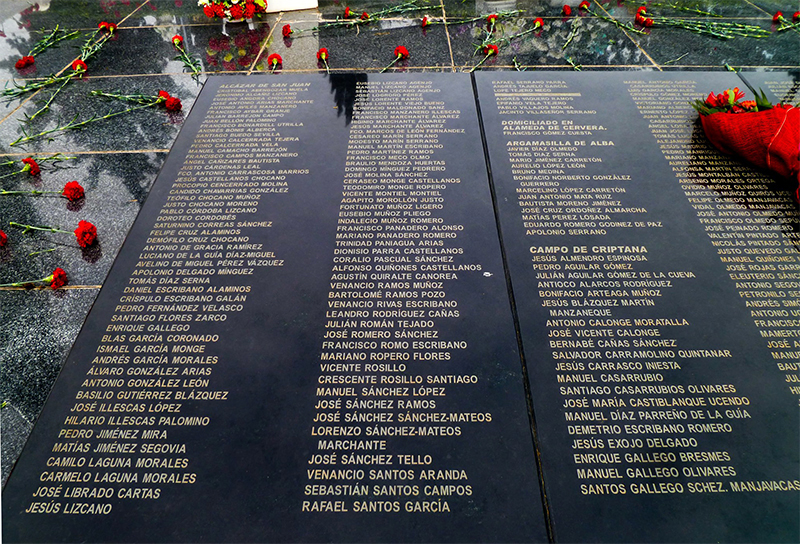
0;0;798;485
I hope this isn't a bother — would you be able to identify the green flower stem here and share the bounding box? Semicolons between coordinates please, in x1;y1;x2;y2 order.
380;55;403;73
506;26;541;43
90;90;164;105
29;248;56;256
584;8;647;34
649;16;770;38
29;25;80;57
308;1;440;32
27;72;73;121
10;101;160;146
563;20;580;50
0;168;29;181
0;273;56;287
422;12;522;29
1;189;61;197
0;153;75;170
174;42;202;80
777;20;800;34
626;1;720;17
322;58;330;75
79;27;110;62
9;221;71;235
2;72;74;99
565;56;582;71
469;51;495;72
663;52;689;64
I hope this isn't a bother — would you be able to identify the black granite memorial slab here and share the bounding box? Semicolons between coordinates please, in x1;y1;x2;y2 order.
2;73;548;543
739;70;800;106
475;70;800;542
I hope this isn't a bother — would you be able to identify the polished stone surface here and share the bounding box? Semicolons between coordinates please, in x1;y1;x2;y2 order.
476;69;800;542
0;0;797;494
3;73;549;543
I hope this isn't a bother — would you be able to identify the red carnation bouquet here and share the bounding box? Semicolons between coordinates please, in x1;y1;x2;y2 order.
198;0;267;20
691;85;800;199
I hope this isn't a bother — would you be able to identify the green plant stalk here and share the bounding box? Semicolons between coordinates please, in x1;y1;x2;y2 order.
0;272;58;287
3;72;74;99
469;51;496;72
90;90;164;105
585;8;647;34
380;55;404;73
10;101;160;146
306;1;441;32
0;167;29;180
477;25;540;55
0;153;75;169
29;25;80;57
777;20;800;34
9;221;71;235
29;248;56;256
78;27;104;61
1;189;62;197
563;20;580;50
650;16;770;38
27;73;72;121
174;43;202;80
566;56;582;71
625;0;720;17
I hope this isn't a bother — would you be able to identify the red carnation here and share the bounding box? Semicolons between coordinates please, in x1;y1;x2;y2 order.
74;220;97;248
213;3;225;17
49;268;68;289
243;3;256;18
61;181;84;201
98;21;117;32
483;44;499;56
0;229;7;247
203;4;215;17
533;17;544;28
773;11;783;22
486;14;498;24
360;11;369;20
268;53;282;67
172;34;184;48
21;157;39;176
15;56;34;69
636;6;647;15
579;1;590;10
421;16;429;28
165;96;182;111
158;90;170;100
282;24;292;37
394;46;409;59
230;4;243;19
317;47;328;60
344;6;351;17
794;11;800;21
643;17;653;26
562;4;572;16
71;59;87;72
